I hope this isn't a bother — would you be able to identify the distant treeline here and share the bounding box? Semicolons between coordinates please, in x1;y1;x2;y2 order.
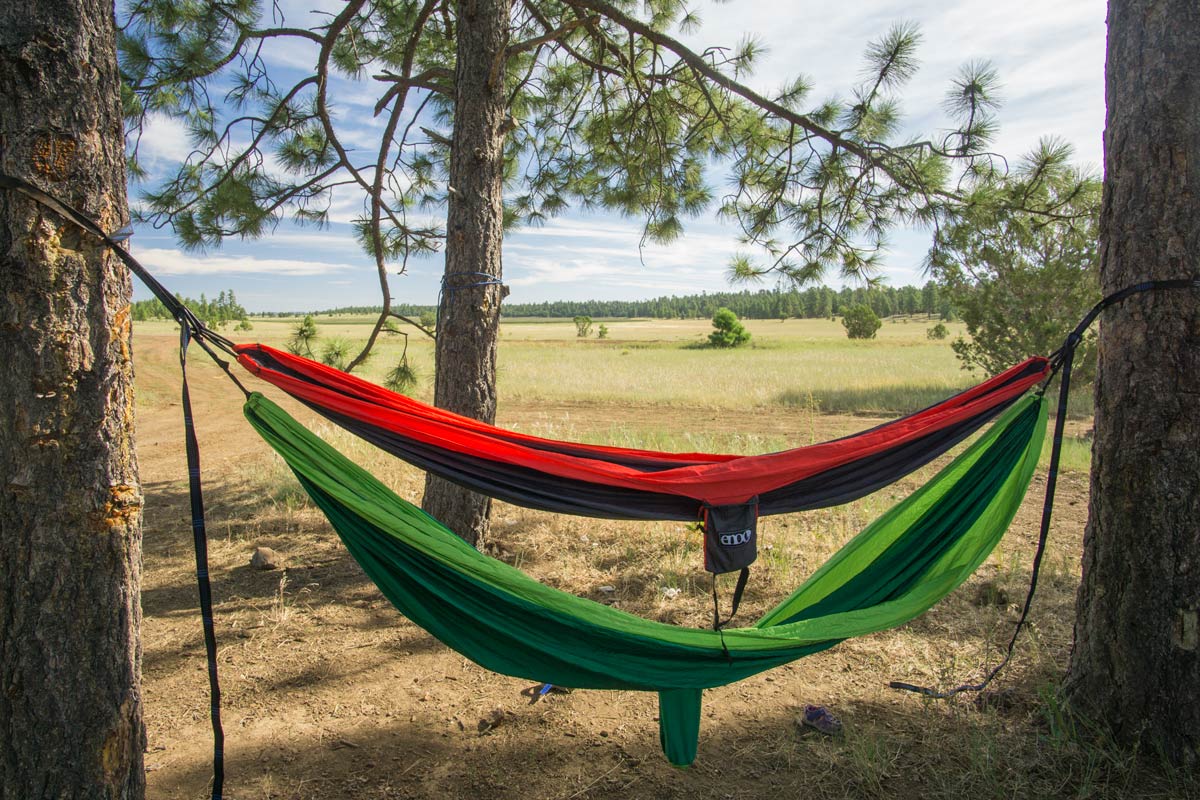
278;282;953;321
131;289;248;327
500;283;952;320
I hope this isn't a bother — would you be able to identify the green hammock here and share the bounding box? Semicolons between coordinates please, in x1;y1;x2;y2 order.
244;391;1046;765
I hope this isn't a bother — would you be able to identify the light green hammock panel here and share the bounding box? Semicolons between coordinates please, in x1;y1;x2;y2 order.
244;392;1046;765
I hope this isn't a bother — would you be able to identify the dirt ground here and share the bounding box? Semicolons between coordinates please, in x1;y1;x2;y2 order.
134;329;1105;800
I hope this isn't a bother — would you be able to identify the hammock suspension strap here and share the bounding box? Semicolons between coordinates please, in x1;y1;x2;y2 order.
178;326;226;799
438;270;504;324
711;567;751;631
891;275;1200;698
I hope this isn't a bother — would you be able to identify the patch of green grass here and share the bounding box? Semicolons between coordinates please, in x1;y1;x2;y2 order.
1061;387;1096;419
576;426;794;455
501;344;968;410
168;315;1027;415
1041;434;1093;473
778;382;974;416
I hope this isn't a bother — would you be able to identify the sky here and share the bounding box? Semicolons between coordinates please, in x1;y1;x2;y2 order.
128;0;1107;312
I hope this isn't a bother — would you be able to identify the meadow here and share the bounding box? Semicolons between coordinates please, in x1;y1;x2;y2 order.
209;314;978;411
132;314;1180;800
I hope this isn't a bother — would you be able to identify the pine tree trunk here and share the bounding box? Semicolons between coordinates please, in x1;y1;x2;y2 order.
1064;0;1200;764
423;0;511;546
0;0;145;796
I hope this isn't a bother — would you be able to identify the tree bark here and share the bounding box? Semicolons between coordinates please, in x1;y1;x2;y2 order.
0;0;145;796
423;0;511;546
1065;0;1200;764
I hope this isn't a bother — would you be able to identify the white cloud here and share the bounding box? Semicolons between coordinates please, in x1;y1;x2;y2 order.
508;218;656;241
247;230;357;249
133;114;195;169
502;215;743;297
319;183;437;227
505;256;719;296
132;247;363;277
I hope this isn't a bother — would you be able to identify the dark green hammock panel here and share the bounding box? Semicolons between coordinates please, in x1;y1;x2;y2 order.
244;391;1047;765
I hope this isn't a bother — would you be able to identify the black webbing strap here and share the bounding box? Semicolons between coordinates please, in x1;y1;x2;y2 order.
711;567;750;630
180;326;225;799
0;173;229;799
891;276;1199;699
1066;278;1199;349
0;174;252;390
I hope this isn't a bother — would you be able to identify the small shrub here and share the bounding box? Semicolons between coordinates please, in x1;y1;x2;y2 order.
320;337;352;370
287;314;319;357
597;324;609;339
841;304;882;340
708;307;751;348
927;322;949;340
236;318;254;332
573;315;593;337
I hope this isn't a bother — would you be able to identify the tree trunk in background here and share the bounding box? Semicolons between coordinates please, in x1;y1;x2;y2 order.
423;0;511;546
1065;0;1200;764
0;0;145;796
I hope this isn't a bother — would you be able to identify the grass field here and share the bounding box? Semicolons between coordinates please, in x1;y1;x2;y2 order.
207;314;961;404
131;315;1183;800
213;315;975;411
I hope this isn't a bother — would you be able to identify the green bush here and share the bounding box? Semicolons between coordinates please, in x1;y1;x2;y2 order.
320;337;352;370
708;307;751;348
841;304;882;339
287;314;319;357
927;322;949;340
927;162;1100;376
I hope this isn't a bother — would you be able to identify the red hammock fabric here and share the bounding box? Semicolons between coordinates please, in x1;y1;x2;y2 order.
236;343;1049;507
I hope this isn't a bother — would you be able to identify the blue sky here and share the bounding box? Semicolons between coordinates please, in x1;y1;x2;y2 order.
129;0;1106;312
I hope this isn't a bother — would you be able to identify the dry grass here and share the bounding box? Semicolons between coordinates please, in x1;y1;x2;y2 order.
169;316;976;412
132;318;1185;800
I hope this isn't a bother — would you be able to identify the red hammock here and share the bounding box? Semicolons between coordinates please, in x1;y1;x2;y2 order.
236;343;1049;515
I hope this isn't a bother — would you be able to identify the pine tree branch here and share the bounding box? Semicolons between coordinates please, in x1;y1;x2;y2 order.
372;68;455;114
347;0;443;374
506;15;597;55
388;311;437;340
565;0;951;199
315;0;375;204
142;75;318;225
518;0;621;77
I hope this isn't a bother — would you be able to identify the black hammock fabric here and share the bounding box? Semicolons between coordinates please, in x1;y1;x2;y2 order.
236;344;1050;522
